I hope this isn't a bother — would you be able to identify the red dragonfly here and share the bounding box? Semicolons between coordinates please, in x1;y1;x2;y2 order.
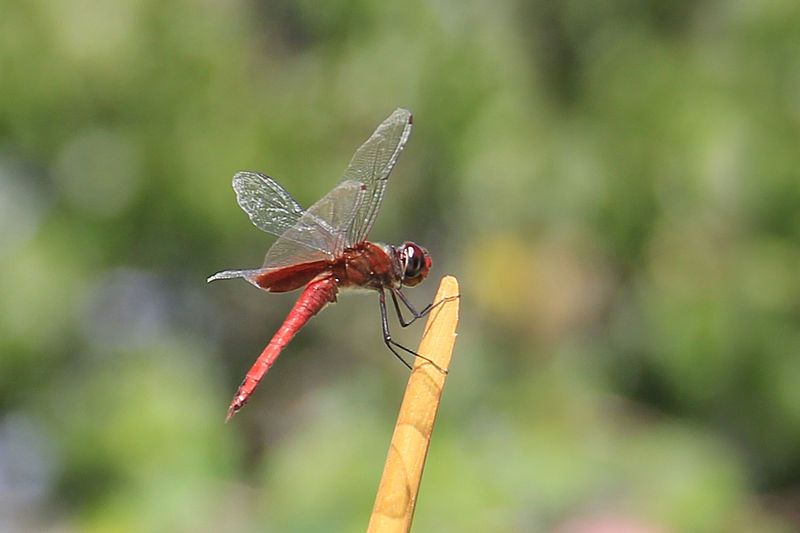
209;109;437;421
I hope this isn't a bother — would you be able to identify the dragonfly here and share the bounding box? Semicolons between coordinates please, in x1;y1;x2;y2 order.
209;108;439;421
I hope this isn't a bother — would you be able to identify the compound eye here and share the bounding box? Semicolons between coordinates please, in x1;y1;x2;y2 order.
404;245;424;279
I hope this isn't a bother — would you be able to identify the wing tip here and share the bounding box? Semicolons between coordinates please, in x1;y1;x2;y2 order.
206;272;224;283
232;170;263;184
207;270;248;283
394;107;413;125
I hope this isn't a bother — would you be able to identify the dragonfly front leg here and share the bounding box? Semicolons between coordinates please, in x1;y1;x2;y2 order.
390;288;459;328
378;289;445;372
389;289;432;328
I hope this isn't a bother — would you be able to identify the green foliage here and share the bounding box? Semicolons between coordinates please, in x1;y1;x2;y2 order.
1;0;799;530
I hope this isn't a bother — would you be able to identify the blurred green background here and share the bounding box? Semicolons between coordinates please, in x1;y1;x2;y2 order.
2;0;800;531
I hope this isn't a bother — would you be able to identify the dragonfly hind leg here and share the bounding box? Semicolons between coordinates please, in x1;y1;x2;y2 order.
379;290;447;374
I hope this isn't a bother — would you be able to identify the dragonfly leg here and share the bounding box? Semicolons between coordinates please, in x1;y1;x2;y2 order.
379;290;446;373
390;288;460;328
389;289;428;327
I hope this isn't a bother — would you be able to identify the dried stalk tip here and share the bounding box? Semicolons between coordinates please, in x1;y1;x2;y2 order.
367;275;460;533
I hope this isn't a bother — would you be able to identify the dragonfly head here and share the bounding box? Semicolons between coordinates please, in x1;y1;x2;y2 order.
399;241;432;287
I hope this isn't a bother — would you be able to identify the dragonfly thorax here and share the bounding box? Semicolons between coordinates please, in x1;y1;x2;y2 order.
331;241;430;291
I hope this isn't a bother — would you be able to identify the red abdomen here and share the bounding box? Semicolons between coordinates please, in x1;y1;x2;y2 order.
226;275;338;420
254;260;330;292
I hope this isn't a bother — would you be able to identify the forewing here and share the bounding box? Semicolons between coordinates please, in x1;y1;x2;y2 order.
232;171;338;255
339;108;412;245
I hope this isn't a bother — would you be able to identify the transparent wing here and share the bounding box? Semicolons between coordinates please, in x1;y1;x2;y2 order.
338;108;413;245
210;109;412;285
210;216;334;281
260;213;338;269
305;180;365;254
208;171;341;282
232;171;338;255
260;179;365;268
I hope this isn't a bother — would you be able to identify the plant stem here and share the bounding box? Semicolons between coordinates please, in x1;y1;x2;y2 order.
367;276;460;533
